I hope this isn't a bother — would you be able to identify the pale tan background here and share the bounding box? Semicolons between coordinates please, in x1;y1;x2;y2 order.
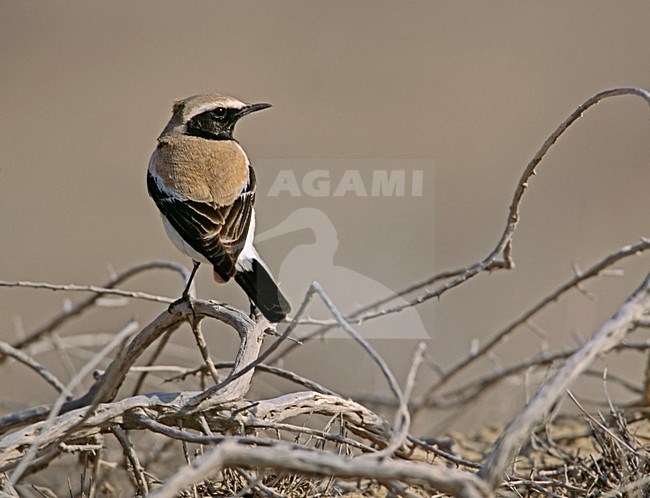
1;2;649;432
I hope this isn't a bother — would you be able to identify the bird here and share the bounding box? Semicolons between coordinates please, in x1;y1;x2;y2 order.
147;94;291;322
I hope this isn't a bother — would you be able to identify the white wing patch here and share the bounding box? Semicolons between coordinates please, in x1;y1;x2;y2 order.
236;208;262;272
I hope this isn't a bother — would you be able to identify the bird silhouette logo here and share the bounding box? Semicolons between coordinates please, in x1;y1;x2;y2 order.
257;208;431;339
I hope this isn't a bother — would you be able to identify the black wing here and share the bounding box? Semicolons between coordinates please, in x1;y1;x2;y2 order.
147;168;256;282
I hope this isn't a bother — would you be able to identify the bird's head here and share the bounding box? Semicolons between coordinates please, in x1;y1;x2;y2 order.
161;94;271;140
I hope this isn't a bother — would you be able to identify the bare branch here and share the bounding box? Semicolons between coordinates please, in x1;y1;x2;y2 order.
374;343;426;459
189;319;220;385
148;439;491;498
130;328;175;396
3;261;189;355
418;239;650;411
163;362;340;396
112;426;149;495
0;281;174;304
311;282;405;418
0;342;67;395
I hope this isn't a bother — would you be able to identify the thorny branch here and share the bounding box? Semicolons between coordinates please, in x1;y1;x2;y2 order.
417;238;650;413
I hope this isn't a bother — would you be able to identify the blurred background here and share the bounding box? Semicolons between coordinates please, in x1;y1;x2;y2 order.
1;1;649;433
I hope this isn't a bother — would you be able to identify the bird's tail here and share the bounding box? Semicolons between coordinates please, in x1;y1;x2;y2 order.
234;258;291;322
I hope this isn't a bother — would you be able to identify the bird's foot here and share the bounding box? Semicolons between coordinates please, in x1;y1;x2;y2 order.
168;292;197;322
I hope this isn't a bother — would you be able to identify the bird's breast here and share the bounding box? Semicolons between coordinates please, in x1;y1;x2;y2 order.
152;136;250;205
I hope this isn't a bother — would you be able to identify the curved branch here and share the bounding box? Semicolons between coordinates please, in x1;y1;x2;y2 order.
0;341;67;395
149;439;490;498
0;300;263;476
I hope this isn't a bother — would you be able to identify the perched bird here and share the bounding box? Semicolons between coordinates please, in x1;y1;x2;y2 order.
147;94;291;322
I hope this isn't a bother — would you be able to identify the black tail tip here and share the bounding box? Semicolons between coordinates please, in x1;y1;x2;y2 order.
257;296;291;323
234;260;291;323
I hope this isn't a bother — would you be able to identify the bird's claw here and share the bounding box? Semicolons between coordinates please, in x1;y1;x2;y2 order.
168;293;197;322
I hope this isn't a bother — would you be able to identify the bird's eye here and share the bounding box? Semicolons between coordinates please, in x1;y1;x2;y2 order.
212;107;227;119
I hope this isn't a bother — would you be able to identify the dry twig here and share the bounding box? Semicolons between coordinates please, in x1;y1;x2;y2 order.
480;273;650;488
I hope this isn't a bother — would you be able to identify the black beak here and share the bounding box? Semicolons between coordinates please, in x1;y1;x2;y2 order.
237;102;272;118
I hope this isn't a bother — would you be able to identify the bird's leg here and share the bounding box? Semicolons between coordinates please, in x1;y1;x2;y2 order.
169;261;201;318
182;260;201;300
249;298;262;321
